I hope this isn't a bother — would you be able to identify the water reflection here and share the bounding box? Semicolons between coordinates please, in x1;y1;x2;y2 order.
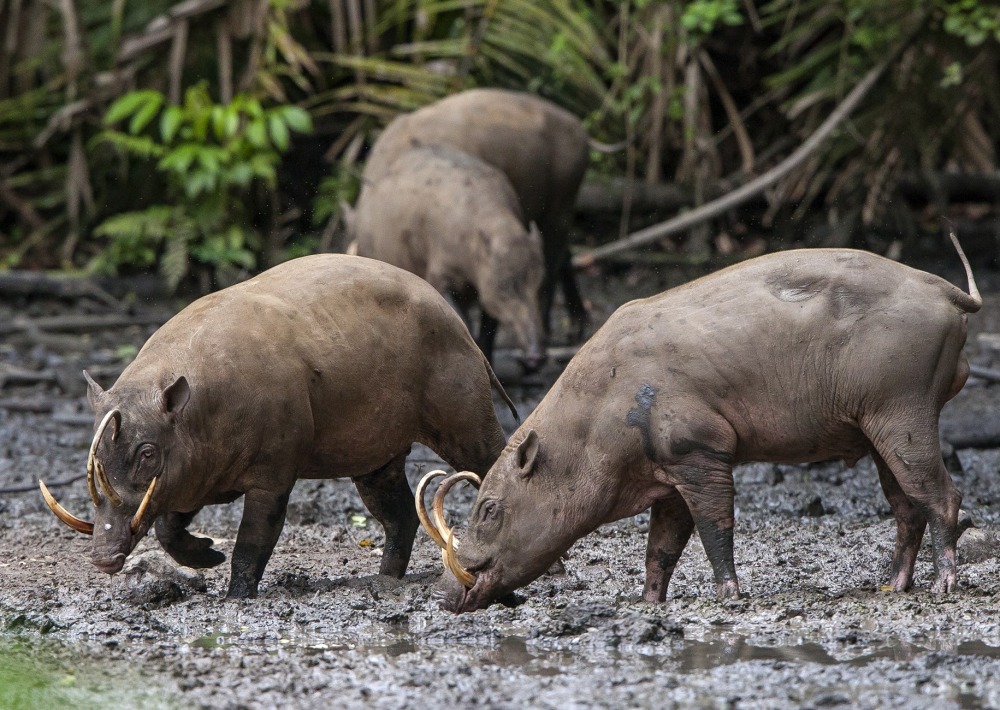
187;623;1000;677
673;631;1000;672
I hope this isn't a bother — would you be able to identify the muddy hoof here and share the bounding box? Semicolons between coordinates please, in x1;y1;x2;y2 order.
496;592;524;608
166;545;226;569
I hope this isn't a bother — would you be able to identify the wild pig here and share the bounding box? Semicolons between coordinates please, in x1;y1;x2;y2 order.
350;145;546;370
360;88;591;341
40;255;517;598
422;234;981;612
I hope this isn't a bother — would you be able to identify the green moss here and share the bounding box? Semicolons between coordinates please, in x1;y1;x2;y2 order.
0;636;178;710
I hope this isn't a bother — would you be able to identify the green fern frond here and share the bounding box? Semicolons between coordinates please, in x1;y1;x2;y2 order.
92;130;166;159
93;206;174;241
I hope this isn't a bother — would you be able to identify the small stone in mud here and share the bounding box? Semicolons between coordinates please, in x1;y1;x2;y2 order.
121;550;208;607
800;495;826;517
958;528;998;564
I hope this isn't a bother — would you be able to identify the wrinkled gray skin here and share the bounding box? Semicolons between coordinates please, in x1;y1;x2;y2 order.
350;146;546;370
82;255;514;598
361;88;590;341
441;248;981;613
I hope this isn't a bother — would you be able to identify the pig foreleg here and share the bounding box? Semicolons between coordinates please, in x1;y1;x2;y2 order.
633;400;740;599
673;466;741;600
155;509;226;569
353;453;418;578
643;489;695;602
226;488;291;598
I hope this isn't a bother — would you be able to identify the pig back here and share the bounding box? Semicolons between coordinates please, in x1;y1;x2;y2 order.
363;89;588;223
121;255;497;476
354;145;525;280
565;248;973;463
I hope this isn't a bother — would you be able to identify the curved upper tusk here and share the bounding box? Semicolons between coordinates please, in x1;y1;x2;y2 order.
39;480;94;535
431;471;481;547
95;462;123;508
416;470;449;548
432;471;481;589
86;409;121;506
130;476;158;534
443;528;475;587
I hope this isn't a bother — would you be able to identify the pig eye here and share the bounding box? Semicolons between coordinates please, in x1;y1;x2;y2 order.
481;500;500;522
139;444;156;461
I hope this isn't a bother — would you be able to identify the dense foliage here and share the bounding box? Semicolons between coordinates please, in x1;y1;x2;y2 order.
0;0;997;285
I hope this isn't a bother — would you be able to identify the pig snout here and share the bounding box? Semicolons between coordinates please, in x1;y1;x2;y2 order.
518;347;547;374
91;512;138;575
91;552;127;575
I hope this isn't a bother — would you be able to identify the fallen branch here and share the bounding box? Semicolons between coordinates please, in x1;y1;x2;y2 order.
969;364;1000;384
0;271;121;308
0;398;57;413
0;473;85;496
0;311;170;337
572;54;896;268
0;366;58;389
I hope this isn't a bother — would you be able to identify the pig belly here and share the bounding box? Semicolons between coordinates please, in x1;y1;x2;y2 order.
729;408;871;466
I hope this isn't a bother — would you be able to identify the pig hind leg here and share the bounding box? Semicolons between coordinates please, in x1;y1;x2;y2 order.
871;450;926;591
155;509;226;569
864;415;962;593
353;451;418;578
538;216;587;342
644;489;695;602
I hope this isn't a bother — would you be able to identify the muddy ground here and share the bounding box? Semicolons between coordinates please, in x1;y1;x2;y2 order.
2;260;1000;709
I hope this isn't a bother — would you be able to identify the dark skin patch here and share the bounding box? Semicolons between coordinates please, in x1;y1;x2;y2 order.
626;384;658;460
670;437;734;465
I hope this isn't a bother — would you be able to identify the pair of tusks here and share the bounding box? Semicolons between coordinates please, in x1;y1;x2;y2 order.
416;470;481;588
38;408;157;537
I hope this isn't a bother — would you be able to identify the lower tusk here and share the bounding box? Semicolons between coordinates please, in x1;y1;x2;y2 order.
130;476;158;534
416;470;448;548
39;480;94;535
444;529;475;588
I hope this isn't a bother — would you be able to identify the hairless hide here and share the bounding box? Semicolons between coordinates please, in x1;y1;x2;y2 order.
437;234;981;612
356;88;593;344
40;255;515;599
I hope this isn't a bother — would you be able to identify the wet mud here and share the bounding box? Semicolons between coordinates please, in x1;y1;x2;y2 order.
2;269;1000;708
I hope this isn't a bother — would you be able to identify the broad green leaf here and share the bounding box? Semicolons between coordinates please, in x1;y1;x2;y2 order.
211;106;227;141
268;114;290;151
228;163;253;186
128;93;164;135
280;106;313;134
246;119;268;148
160;106;184;143
104;90;163;126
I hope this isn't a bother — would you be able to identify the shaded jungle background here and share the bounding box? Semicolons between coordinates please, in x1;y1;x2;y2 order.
1;0;999;292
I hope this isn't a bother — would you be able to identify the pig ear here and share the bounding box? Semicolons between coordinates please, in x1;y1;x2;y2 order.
161;375;190;415
83;370;104;410
515;429;539;478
